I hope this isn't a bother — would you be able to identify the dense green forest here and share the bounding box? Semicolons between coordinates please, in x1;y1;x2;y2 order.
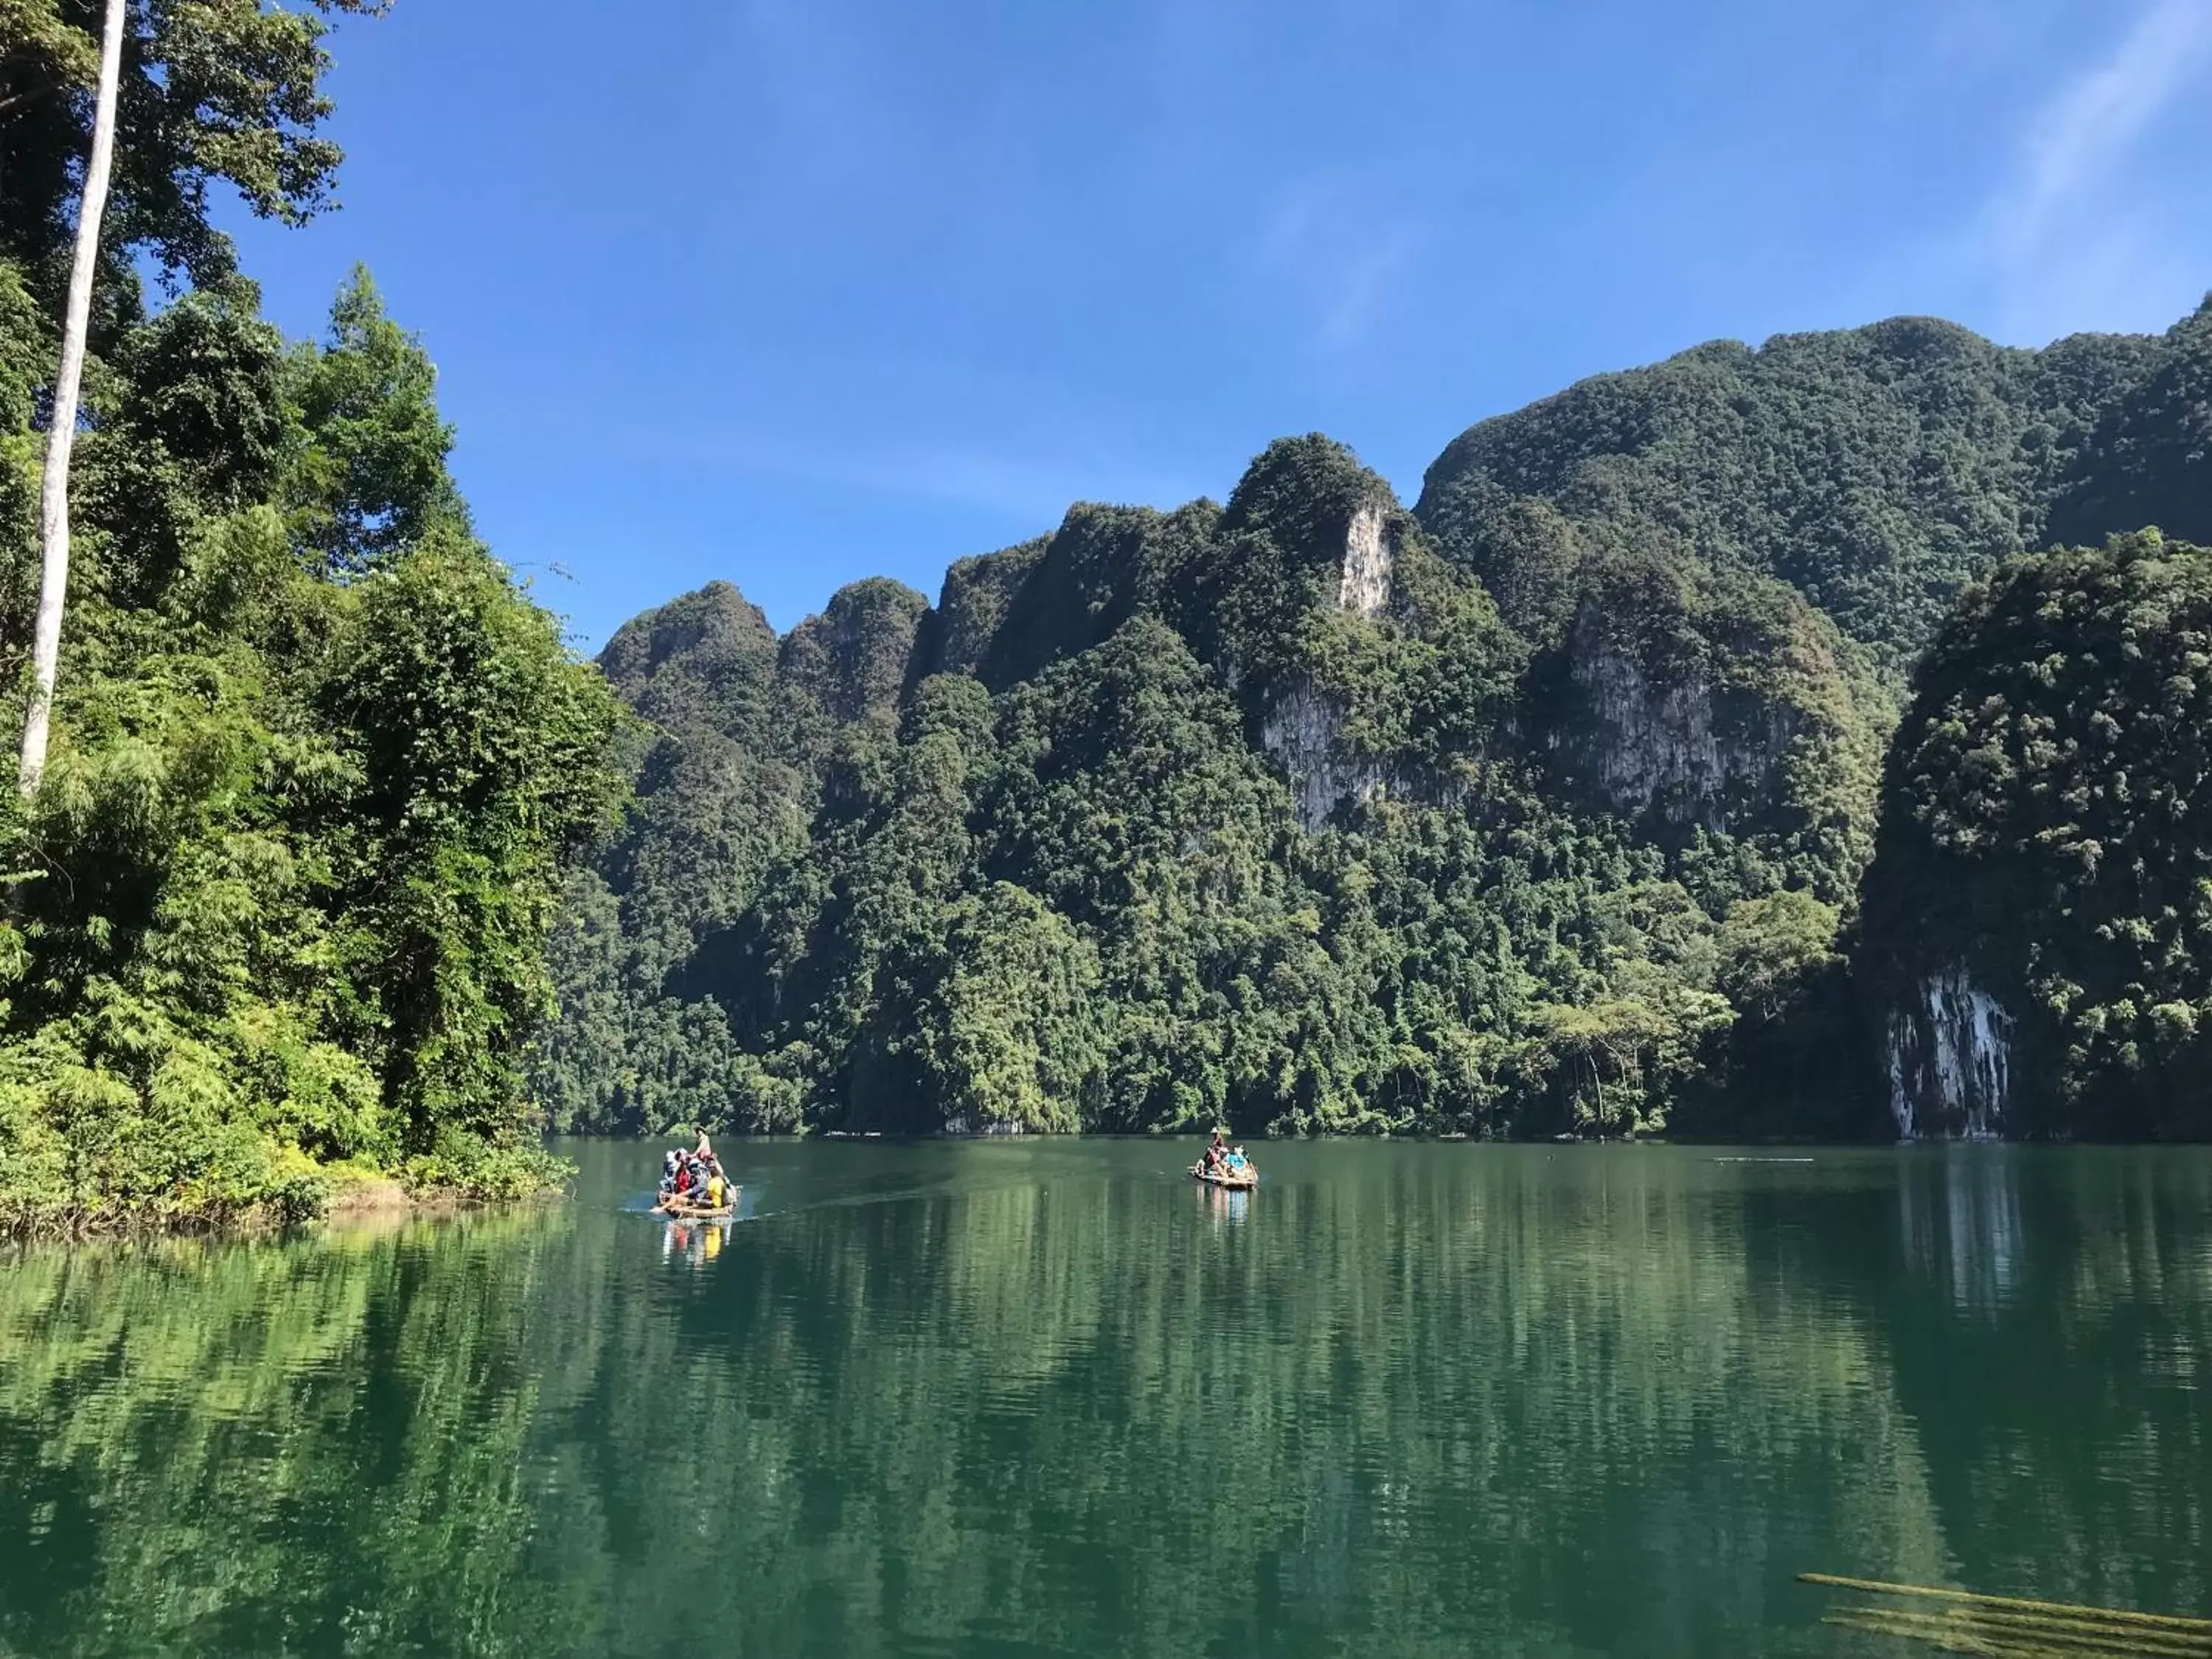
5;5;2211;1229
1863;529;2212;1141
548;300;2212;1144
0;0;622;1231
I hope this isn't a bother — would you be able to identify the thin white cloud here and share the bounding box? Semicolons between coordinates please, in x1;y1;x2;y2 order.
1260;175;1425;353
1321;227;1421;349
1997;0;2212;260
723;0;876;200
1262;183;1324;262
1960;0;2212;338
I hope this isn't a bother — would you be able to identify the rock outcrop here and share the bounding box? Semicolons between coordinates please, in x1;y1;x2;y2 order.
777;577;930;730
1254;484;1399;830
1336;499;1393;619
1544;606;1804;835
1260;681;1385;832
1885;971;2011;1140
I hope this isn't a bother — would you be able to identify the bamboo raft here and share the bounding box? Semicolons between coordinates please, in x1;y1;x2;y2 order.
654;1196;735;1220
1801;1572;2212;1657
1190;1164;1256;1190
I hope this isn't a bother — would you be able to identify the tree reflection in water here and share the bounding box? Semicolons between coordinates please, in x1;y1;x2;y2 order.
0;1141;2205;1658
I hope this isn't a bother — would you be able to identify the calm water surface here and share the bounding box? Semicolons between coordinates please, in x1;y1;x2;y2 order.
1;1141;2208;1657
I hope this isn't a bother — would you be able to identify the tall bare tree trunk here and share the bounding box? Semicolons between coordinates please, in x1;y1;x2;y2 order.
18;0;127;796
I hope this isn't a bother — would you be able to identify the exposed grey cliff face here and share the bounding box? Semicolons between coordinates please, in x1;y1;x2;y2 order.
1886;970;2011;1139
1337;500;1394;619
1259;493;1397;831
1541;607;1803;835
1261;681;1386;832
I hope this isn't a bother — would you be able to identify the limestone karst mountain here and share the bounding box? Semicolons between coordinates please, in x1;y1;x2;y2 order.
545;299;2212;1142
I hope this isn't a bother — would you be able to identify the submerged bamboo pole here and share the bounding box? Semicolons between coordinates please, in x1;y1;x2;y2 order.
1930;1606;2212;1657
1821;1603;2212;1659
1801;1573;2212;1638
1823;1607;2084;1659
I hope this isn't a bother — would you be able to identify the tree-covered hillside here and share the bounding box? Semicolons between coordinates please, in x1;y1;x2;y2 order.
1860;530;2212;1141
0;0;622;1230
10;6;2204;1222
552;438;1863;1139
559;299;2212;1144
1417;313;2197;670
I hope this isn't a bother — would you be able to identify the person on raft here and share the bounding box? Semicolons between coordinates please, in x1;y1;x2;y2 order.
1225;1146;1250;1177
658;1142;729;1210
1201;1129;1228;1175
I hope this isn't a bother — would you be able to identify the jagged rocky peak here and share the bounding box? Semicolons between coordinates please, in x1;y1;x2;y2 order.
1220;434;1404;622
597;580;776;691
1412;310;2183;661
778;577;930;728
922;538;1049;682
596;580;782;745
921;501;1221;692
1209;437;1428;831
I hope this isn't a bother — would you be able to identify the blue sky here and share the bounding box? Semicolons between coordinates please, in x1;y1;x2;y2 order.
227;0;2212;649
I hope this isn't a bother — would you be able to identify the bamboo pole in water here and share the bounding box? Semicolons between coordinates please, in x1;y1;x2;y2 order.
1926;1607;2212;1656
1801;1573;2212;1640
1821;1604;2212;1658
1823;1607;2090;1659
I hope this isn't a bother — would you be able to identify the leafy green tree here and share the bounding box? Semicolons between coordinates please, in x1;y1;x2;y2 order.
318;529;622;1157
285;266;465;573
915;883;1102;1133
119;288;288;507
1714;890;1840;1023
0;257;623;1227
0;0;386;291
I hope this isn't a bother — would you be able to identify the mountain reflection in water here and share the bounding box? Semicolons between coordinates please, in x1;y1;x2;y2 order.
0;1139;2207;1658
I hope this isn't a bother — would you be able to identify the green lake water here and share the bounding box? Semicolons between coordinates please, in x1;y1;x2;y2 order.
1;1139;2208;1657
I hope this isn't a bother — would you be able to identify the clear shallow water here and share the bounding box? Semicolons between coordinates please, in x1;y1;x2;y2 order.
1;1140;2208;1658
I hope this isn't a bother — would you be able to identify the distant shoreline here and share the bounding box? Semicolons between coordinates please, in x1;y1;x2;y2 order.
1;1172;566;1245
